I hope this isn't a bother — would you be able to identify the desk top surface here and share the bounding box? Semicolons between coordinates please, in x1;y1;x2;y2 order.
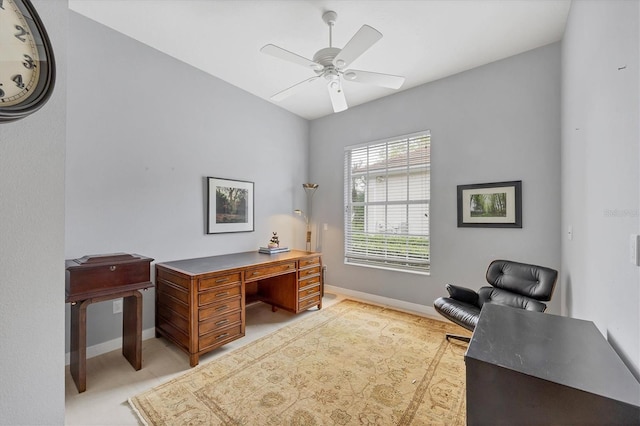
156;250;320;276
466;303;640;407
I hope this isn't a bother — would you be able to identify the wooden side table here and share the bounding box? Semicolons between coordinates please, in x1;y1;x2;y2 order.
66;253;153;393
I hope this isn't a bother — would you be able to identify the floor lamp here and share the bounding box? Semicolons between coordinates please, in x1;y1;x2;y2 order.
301;183;318;251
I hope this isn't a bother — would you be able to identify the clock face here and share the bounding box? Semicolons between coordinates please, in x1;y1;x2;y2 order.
0;0;55;122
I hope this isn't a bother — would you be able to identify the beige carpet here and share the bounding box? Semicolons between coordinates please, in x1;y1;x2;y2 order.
129;299;468;425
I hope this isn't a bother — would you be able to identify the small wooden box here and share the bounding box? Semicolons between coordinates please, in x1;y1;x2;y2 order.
65;253;153;302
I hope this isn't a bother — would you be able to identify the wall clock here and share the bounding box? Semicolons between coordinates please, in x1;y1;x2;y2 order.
0;0;55;123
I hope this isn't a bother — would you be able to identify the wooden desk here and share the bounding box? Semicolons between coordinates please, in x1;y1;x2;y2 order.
155;250;323;366
465;303;640;424
65;253;153;393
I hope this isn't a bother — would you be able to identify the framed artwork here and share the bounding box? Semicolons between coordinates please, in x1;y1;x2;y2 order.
207;177;254;234
457;180;522;228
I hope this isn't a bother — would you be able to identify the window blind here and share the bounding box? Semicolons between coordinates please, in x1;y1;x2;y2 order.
344;131;430;273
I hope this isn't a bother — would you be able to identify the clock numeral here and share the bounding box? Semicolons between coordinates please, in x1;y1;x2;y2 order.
12;74;25;89
14;25;29;42
0;83;4;98
22;54;35;70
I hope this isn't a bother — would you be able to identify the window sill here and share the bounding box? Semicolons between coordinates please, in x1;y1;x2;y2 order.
344;259;430;276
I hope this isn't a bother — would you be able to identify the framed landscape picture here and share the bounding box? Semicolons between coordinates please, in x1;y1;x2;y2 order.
207;177;254;234
457;180;522;228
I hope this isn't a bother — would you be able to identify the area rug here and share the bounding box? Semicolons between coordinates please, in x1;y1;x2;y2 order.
129;299;468;425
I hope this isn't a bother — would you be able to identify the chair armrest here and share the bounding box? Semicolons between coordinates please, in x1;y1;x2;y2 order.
446;284;479;306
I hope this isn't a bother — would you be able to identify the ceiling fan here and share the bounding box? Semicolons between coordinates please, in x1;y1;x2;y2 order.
260;10;405;113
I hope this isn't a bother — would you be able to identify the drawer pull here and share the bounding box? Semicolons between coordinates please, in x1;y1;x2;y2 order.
110;266;117;271
252;271;260;276
216;305;228;312
216;291;229;298
216;333;229;341
215;319;229;326
215;277;230;283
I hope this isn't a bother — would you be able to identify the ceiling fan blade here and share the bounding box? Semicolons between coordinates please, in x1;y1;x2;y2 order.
260;44;323;71
271;76;321;102
327;80;348;113
333;25;382;69
342;69;405;89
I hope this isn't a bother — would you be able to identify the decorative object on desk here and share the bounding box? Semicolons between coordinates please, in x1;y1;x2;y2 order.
129;299;467;426
457;180;522;228
295;183;319;251
268;232;280;248
207;177;254;234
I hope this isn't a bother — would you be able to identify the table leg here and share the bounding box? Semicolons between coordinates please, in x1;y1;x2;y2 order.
69;300;89;393
122;291;143;370
189;353;199;367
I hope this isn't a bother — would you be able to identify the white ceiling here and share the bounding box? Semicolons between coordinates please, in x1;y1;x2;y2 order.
68;0;571;120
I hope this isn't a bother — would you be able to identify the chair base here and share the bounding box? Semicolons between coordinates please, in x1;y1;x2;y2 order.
445;333;471;343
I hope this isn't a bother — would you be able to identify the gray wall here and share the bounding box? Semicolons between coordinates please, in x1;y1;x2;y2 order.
65;12;309;349
0;1;67;424
309;43;562;314
561;0;640;378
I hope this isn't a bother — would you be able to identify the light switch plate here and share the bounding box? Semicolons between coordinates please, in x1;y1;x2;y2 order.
113;299;123;314
630;234;640;266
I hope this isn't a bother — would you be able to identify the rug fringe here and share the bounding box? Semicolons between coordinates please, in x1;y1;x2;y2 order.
128;397;149;426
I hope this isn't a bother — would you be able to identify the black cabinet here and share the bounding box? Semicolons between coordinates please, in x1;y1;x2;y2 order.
466;303;640;424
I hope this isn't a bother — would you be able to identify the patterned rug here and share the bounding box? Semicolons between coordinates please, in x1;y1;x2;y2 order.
129;299;468;425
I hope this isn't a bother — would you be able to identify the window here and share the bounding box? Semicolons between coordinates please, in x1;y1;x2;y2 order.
344;131;430;274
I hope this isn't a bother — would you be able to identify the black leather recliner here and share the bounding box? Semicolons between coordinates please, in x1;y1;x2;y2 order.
434;259;558;341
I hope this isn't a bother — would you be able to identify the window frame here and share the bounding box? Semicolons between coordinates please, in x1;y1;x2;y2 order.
343;130;431;274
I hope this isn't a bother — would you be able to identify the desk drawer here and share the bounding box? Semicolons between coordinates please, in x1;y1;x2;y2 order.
198;284;241;306
157;279;189;304
298;266;320;280
299;274;320;287
199;298;242;321
245;262;296;282
156;318;189;349
299;294;321;311
156;268;190;290
299;256;321;269
199;324;243;351
157;293;189;319
199;311;242;336
299;283;321;300
199;273;241;291
157;302;189;333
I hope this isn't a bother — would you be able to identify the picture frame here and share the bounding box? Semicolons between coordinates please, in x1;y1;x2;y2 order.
457;180;522;228
207;177;254;234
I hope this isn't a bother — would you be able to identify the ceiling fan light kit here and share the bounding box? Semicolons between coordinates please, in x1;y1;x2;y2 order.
260;10;405;113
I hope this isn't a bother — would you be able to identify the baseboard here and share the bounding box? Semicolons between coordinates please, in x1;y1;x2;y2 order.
65;327;156;366
65;289;443;365
325;284;442;320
